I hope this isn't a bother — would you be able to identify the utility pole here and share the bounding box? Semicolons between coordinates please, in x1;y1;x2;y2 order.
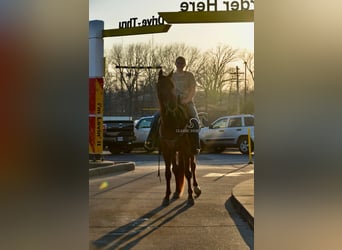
230;66;243;114
236;66;240;114
244;61;247;102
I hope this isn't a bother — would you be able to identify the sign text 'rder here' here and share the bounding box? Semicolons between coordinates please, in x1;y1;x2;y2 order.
118;0;254;28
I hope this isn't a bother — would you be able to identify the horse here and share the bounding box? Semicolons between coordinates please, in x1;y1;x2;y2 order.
156;69;201;206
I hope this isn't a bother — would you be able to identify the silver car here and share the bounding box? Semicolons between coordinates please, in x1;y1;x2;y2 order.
133;116;154;152
199;114;254;154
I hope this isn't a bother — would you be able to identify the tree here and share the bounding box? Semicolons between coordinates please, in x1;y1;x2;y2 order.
103;56;116;115
107;43;150;117
196;45;238;112
238;50;255;114
103;42;254;118
239;50;254;83
153;43;202;73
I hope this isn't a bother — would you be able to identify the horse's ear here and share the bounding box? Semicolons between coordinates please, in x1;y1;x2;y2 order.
159;69;163;77
167;70;173;78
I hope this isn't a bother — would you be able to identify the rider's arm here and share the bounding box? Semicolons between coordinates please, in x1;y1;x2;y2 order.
180;72;196;104
181;84;195;104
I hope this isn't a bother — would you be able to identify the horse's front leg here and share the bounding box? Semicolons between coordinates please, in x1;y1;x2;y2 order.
163;160;172;206
191;156;201;198
184;155;194;206
172;152;182;200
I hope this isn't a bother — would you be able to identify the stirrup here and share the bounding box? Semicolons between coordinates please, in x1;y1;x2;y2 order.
192;148;201;155
144;140;154;151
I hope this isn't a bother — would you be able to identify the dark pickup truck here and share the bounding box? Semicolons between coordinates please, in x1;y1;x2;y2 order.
103;119;135;154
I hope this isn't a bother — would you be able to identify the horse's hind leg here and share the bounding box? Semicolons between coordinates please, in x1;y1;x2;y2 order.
172;165;179;199
184;157;194;206
191;156;201;198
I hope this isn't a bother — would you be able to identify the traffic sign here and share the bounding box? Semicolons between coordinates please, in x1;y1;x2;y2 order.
158;10;253;23
103;24;171;37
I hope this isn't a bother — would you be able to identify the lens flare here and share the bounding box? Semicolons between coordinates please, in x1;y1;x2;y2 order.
99;181;108;190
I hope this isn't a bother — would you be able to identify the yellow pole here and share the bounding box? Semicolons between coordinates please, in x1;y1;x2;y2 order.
248;128;253;164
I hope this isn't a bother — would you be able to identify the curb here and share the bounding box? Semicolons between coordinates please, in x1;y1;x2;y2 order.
231;193;254;230
89;161;135;177
231;179;254;230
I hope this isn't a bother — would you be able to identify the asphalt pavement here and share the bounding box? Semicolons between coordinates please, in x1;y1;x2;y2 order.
89;158;254;248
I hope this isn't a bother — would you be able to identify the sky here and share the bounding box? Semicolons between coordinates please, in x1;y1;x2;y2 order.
89;0;254;53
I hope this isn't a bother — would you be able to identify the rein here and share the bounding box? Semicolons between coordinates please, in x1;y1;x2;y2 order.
157;147;161;183
164;102;178;118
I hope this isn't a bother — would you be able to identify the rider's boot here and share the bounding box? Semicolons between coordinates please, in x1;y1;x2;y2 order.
188;118;201;155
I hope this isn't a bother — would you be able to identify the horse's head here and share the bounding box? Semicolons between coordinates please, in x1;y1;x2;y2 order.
157;69;175;98
157;69;189;135
157;69;177;109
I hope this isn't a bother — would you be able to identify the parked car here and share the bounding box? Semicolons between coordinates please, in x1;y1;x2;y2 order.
103;118;135;154
133;116;154;152
199;114;254;154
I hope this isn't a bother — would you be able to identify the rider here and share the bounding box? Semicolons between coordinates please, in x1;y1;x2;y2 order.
145;56;201;155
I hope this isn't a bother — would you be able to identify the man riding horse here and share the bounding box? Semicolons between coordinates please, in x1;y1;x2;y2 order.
145;56;201;154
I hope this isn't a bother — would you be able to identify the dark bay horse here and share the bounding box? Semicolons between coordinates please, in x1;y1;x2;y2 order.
156;70;201;206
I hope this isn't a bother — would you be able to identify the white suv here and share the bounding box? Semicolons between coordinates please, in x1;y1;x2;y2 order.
199;114;254;154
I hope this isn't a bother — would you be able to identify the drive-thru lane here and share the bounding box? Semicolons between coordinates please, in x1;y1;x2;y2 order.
89;158;254;249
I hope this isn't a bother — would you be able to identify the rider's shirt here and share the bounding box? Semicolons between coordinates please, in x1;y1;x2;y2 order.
172;71;196;104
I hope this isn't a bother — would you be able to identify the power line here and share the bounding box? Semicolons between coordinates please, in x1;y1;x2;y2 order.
115;66;162;69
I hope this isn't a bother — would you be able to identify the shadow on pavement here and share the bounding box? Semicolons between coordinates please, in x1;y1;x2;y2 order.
91;172;155;197
213;164;250;182
225;197;254;249
91;200;190;249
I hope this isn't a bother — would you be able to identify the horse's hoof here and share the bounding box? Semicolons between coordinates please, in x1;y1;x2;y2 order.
187;198;195;206
162;198;169;206
194;186;202;198
172;192;180;200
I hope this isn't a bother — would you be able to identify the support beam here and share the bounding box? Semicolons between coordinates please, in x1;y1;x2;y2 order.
158;10;253;23
103;24;171;37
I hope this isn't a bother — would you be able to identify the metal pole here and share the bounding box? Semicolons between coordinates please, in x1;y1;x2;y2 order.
248;128;253;164
89;20;104;78
89;20;104;157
